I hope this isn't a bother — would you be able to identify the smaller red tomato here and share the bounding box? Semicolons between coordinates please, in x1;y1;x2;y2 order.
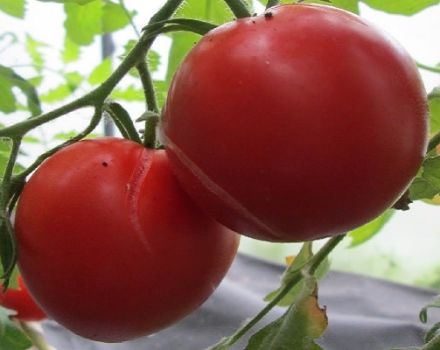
0;275;46;321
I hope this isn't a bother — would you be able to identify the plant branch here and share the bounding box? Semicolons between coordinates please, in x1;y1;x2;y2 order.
14;107;103;182
417;61;440;74
223;0;252;18
428;132;440;152
207;235;345;349
137;61;159;113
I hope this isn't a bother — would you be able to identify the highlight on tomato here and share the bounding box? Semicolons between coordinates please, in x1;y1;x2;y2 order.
161;4;428;242
14;137;240;342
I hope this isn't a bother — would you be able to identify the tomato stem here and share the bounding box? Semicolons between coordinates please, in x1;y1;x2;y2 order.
223;0;252;18
417;61;440;74
207;235;345;349
19;321;53;350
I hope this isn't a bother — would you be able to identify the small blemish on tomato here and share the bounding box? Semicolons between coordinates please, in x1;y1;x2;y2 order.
264;12;273;19
102;161;108;167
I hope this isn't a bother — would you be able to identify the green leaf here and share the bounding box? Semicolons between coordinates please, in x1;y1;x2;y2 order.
0;76;16;113
88;57;112;85
40;84;71;103
423;157;440;188
429;88;440;134
111;85;145;101
0;307;32;350
0;65;42;116
245;276;327;350
148;50;161;73
265;243;330;307
62;37;80;63
331;0;360;13
64;0;102;45
409;177;439;201
38;0;97;4
0;0;25;18
102;1;131;33
25;35;47;73
65;71;83;88
361;0;440;15
425;322;440;344
348;210;394;247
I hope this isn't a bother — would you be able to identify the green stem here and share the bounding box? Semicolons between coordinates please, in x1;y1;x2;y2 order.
223;0;252;18
149;0;185;24
266;0;280;9
143;114;160;148
19;321;52;350
428;131;440;152
208;235;345;349
14;108;102;182
2;139;21;192
137;61;159;113
422;332;440;350
417;61;440;74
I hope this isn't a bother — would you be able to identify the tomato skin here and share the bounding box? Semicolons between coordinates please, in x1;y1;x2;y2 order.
0;275;46;321
15;138;239;342
161;4;428;242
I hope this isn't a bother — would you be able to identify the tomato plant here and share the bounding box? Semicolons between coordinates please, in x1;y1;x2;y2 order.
0;275;46;322
14;137;239;342
161;4;429;242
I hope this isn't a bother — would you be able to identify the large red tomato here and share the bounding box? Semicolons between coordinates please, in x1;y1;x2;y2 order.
0;275;46;321
14;137;239;342
161;4;428;242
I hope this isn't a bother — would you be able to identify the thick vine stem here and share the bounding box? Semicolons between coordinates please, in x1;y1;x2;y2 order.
14;107;103;183
223;0;252;18
207;235;345;349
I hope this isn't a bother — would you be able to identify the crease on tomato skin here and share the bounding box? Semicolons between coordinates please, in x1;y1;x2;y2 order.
161;132;284;240
125;147;154;254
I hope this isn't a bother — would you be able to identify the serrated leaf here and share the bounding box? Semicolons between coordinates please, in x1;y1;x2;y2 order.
111;85;145;101
0;0;25;18
409;177;439;200
25;35;47;73
40;84;71;103
88;58;112;85
102;1;131;33
0;65;41;115
429;89;440;134
423;157;440;188
265;243;330;307
361;0;440;15
64;0;102;45
245;276;327;350
62;36;80;63
0;307;32;350
348;210;394;247
148;50;161;73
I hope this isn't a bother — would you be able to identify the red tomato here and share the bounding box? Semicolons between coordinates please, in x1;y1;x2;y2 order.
0;275;46;321
15;137;239;342
161;4;428;242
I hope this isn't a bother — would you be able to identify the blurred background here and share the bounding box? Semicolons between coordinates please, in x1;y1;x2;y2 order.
1;0;439;288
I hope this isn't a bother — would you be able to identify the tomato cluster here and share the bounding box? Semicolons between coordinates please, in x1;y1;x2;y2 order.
12;3;427;345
